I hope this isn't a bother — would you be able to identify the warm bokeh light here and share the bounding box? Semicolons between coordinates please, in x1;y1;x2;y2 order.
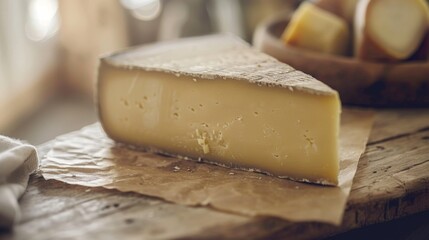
25;0;60;42
120;0;162;21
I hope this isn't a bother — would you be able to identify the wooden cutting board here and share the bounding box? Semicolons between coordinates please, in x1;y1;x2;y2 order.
2;108;429;240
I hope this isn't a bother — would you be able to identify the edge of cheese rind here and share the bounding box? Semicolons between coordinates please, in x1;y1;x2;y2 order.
100;34;337;97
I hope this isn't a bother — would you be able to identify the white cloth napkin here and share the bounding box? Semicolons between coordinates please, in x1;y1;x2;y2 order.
0;136;38;228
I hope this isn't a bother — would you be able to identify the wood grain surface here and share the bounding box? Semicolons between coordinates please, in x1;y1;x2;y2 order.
1;108;429;240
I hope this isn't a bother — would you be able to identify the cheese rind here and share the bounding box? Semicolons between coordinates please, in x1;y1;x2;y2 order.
97;35;341;185
104;35;335;96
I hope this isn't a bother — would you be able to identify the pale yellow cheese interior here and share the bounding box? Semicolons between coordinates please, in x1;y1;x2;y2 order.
98;63;340;185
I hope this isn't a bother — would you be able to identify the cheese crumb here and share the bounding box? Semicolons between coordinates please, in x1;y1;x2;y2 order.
196;129;210;154
202;144;210;154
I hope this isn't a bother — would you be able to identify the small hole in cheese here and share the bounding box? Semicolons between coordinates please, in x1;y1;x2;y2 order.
136;102;144;109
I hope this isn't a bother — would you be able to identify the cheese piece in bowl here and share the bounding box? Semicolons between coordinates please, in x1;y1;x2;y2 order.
355;0;429;61
97;35;341;185
281;2;350;55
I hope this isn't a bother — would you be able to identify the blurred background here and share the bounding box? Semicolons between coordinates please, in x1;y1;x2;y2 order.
2;1;429;239
0;0;299;145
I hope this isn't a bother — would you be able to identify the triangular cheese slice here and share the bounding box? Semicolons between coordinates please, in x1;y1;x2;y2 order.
97;35;341;185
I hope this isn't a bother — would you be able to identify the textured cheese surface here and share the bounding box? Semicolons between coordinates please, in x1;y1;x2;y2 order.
103;35;336;96
98;35;341;185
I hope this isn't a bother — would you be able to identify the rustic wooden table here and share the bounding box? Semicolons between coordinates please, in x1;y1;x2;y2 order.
1;108;429;240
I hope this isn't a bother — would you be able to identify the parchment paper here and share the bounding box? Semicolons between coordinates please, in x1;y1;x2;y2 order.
41;109;374;225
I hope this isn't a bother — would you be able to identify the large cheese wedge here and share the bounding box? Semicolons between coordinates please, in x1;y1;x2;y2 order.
281;2;350;55
97;35;341;185
354;0;429;61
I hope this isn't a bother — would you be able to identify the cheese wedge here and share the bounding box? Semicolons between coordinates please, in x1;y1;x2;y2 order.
354;0;429;61
282;2;350;55
97;35;341;185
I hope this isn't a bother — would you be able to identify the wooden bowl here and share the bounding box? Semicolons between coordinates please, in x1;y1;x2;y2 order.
253;16;429;107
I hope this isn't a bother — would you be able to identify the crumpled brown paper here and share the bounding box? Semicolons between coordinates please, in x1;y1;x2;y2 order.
41;109;374;225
